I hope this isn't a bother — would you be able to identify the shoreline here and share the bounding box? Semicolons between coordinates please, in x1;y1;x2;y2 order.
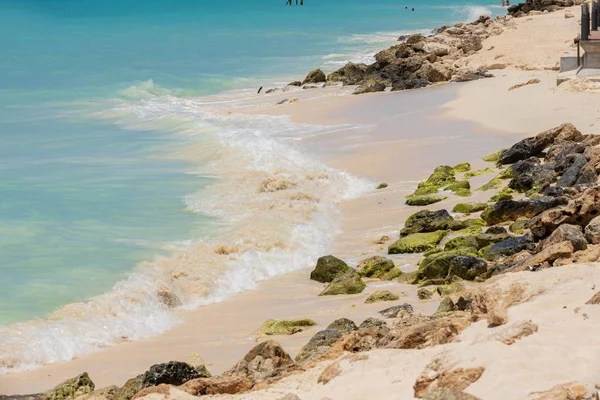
0;2;592;397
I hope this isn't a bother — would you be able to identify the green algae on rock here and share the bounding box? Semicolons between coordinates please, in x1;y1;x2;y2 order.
256;319;317;336
365;290;400;303
479;176;503;191
377;182;388;189
405;193;447;206
452;162;472;173
388;230;448;254
46;373;95;400
417;249;478;282
444;235;480;252
401;209;468;237
464;167;495;179
320;271;366;296
379;267;403;280
489;187;514;202
310;255;352;283
483;149;504;163
510;217;529;234
357;256;395;278
452;203;488;215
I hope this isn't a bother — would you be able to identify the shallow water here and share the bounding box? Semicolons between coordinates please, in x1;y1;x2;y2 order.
0;0;503;374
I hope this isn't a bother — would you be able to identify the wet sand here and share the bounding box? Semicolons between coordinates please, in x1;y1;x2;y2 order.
0;82;521;394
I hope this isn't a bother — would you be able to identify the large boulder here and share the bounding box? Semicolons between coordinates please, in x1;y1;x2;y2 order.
295;329;342;363
326;62;367;85
481;197;568;225
388;230;448;254
540;224;587;252
379;303;414;318
460;36;483;53
319;271;366;296
113;376;142;400
142;361;202;388
310;255;351;283
301;69;326;85
46;373;95;400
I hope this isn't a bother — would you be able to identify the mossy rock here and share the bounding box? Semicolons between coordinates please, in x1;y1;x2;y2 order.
483;149;504;163
464;167;495;179
256;319;317;336
424;247;444;256
310;255;352;283
401;209;467;236
397;270;419;284
453;188;472;197
478;244;492;259
388;230;448;254
453;218;485;236
452;203;488;215
444;180;470;192
377;182;388;189
365;290;400;303
417;249;478;282
417;288;433;300
405;193;447;206
46;373;95;400
498;168;515;179
510;217;529;234
489;187;514;202
444;235;480;251
320;271;366;296
479;176;503;191
419;165;456;188
379;267;403;280
413;185;439;196
357;256;395;278
452;162;471;173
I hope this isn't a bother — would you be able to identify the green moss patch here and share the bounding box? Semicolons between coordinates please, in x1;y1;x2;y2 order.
388;230;448;254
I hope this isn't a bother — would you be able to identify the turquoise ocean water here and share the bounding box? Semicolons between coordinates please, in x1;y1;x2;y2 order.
0;0;501;373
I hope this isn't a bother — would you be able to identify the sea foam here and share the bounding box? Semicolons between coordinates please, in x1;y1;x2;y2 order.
0;91;371;375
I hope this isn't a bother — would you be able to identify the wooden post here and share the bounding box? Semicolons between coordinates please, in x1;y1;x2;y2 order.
583;3;590;41
593;1;598;31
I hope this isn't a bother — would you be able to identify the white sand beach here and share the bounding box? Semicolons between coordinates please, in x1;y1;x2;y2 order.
5;4;600;400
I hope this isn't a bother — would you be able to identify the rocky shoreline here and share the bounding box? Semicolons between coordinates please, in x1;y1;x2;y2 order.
11;119;600;399
263;0;581;99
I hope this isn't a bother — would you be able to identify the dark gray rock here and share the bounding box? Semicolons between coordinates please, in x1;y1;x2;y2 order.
447;256;488;280
400;209;462;237
483;235;535;260
557;154;587;187
482;197;568;225
142;361;202;388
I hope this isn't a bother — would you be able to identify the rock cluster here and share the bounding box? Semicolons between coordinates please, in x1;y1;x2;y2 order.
507;0;581;17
